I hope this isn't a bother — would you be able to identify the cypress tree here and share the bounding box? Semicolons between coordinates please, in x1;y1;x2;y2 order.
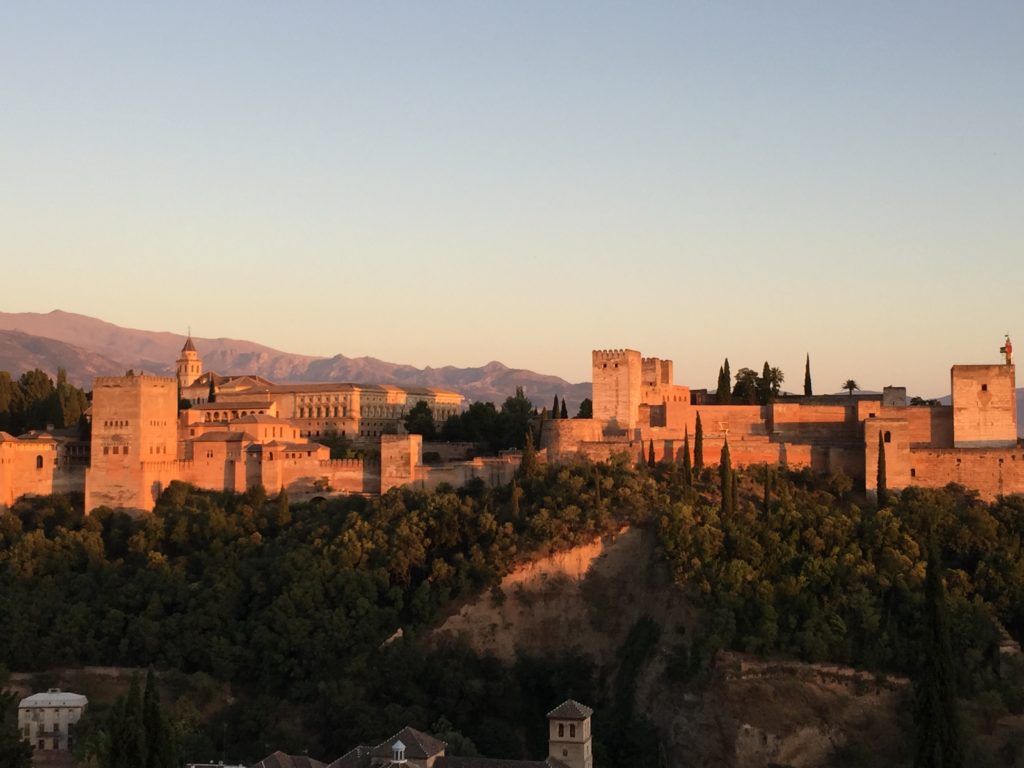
717;359;733;404
913;539;966;768
648;439;656;468
760;361;772;405
552;395;560;418
207;376;216;404
681;427;692;487
694;413;704;474
764;466;772;514
119;675;146;768
510;478;522;519
519;429;537;478
143;669;179;768
560;399;569;420
877;431;888;508
732;471;739;513
719;440;733;517
804;353;813;397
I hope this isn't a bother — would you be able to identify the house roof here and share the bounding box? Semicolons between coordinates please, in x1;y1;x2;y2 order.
369;727;446;760
545;700;593;720
193;431;253;443
249;751;326;768
19;689;88;709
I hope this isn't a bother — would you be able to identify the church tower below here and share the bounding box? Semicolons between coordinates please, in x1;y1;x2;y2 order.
176;334;203;391
547;700;593;768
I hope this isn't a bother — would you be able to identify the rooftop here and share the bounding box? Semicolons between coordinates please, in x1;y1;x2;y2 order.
19;689;88;709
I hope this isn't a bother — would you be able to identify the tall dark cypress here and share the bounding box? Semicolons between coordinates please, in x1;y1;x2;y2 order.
560;399;569;419
520;429;537;478
913;539;966;768
719;440;733;517
648;439;656;468
552;395;560;418
143;669;179;768
207;376;216;404
804;353;813;397
760;361;772;405
681;427;693;487
732;471;739;513
694;413;704;474
877;431;888;508
717;359;733;404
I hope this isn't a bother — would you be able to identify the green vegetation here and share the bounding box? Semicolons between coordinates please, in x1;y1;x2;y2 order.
804;353;813;397
441;388;536;451
5;444;1024;764
403;400;437;440
717;359;732;404
844;379;860;396
0;669;32;768
0;367;88;434
575;398;592;419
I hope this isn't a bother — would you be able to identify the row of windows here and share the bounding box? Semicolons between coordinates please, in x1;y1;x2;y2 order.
299;406;346;418
102;446;128;455
202;410;266;422
103;420;129;428
148;445;168;454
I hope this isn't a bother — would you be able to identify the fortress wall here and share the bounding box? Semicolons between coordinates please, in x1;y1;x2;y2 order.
905;447;1024;501
381;434;422;494
422;441;477;461
690;406;769;438
541;419;605;461
886;406;954;448
770;403;856;441
0;441;59;507
414;456;519;492
952;364;1017;447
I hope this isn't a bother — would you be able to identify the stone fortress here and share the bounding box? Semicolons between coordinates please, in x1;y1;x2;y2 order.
1;335;1023;512
1;337;518;513
541;338;1023;501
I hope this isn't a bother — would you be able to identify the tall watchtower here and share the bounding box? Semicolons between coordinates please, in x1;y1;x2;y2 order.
592;349;642;432
176;335;203;391
547;700;594;768
84;372;178;512
951;336;1017;449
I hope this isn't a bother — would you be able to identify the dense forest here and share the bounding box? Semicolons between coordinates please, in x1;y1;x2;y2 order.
2;451;1024;764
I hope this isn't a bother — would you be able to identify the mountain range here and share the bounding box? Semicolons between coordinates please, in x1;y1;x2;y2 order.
0;310;591;409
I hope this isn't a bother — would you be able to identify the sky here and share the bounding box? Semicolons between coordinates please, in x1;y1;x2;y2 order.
1;2;1021;398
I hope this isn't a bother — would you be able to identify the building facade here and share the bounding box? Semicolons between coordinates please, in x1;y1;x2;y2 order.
18;688;88;753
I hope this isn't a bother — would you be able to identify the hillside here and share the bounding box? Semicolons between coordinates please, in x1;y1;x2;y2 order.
0;310;590;408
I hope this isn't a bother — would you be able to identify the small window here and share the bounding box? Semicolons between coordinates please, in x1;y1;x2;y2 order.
884;431;891;443
36;455;44;469
911;468;916;477
558;724;564;737
982;384;988;391
570;724;576;738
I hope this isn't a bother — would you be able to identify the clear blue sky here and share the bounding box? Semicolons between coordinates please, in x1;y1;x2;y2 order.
2;2;1021;397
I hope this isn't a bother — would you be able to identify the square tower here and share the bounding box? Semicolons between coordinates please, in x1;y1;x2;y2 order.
547;700;593;768
85;372;178;512
592;349;642;432
951;364;1017;448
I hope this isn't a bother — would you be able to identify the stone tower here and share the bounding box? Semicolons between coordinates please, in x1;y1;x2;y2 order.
176;334;202;391
547;700;594;768
84;372;178;512
592;349;642;433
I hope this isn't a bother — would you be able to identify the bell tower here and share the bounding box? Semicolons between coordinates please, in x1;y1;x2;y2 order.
176;334;202;391
547;700;593;768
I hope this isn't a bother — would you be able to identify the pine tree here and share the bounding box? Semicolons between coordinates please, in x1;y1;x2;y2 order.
694;413;704;474
719;440;733;517
804;353;813;397
877;431;888;508
913;539;966;768
560;399;568;420
648;439;656;468
681;427;692;487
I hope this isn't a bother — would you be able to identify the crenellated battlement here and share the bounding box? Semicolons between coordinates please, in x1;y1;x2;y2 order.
94;373;176;386
320;458;364;470
592;349;639;361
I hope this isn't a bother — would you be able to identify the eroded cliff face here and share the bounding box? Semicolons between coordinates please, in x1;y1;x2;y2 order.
430;527;915;767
